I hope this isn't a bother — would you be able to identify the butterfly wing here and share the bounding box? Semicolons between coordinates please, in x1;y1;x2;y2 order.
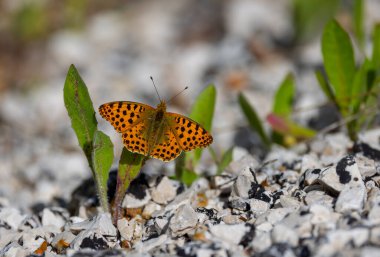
99;101;154;132
121;122;149;155
149;126;182;162
165;113;213;151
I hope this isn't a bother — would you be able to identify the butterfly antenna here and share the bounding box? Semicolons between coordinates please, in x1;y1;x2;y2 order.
167;86;189;104
150;76;162;102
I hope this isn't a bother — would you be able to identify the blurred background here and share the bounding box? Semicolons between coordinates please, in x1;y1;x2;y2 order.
0;0;379;210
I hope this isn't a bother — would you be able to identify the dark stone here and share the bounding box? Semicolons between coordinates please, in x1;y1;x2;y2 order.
353;142;380;161
248;183;272;203
336;156;355;184
80;235;109;250
239;224;255;247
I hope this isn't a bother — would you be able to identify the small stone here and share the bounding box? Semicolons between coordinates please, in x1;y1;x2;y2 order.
170;204;198;236
370;226;380;245
117;217;143;242
142;201;161;219
0;207;27;230
265;208;293;225
122;190;151;209
249;199;270;215
279;195;300;210
304;191;334;208
151;177;177;204
69;213;117;250
251;231;272;252
355;154;377;177
272;224;299;247
154;216;169;234
52;231;76;251
209;223;249;245
335;183;366;214
42;208;66;229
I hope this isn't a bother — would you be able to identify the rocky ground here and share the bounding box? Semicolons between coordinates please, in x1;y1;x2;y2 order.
1;0;380;256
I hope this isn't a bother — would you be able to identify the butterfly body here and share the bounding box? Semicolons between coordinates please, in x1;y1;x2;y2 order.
99;100;212;162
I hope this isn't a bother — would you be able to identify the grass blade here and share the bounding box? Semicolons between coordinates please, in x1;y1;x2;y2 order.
353;0;364;47
217;147;234;175
238;92;270;147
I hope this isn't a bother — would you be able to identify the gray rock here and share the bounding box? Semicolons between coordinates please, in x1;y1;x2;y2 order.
170;204;198;236
69;213;117;250
151;176;177;205
209;223;249;245
370;226;380;245
335;182;366;214
271;224;299;247
117;217;143;242
304;190;334;208
41;208;66;229
122;189;151;209
0;207;27;230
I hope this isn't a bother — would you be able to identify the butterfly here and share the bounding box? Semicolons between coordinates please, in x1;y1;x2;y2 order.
99;99;213;162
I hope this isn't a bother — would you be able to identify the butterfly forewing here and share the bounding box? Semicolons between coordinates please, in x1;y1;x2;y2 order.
166;113;213;151
99;101;154;132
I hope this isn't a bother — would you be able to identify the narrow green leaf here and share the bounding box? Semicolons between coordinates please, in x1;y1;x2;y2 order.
179;169;199;187
372;23;380;69
64;64;97;164
112;147;144;223
353;0;364;47
273;73;295;117
238;92;271;147
351;59;371;114
217;147;234;175
186;84;216;165
322;20;356;114
92;131;113;212
118;148;144;192
315;70;336;103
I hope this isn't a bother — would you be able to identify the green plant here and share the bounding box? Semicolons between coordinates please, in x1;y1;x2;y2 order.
64;64;113;213
64;64;215;223
318;20;380;140
239;73;316;148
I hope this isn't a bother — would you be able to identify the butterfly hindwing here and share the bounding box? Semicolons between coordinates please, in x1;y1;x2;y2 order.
99;101;154;132
150;126;182;162
121;122;149;155
166;113;213;151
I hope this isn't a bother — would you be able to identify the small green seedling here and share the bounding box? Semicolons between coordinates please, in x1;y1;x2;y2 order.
64;64;113;213
318;19;380;140
239;73;316;149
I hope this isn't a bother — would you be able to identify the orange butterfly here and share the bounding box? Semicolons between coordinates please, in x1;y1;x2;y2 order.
99;86;213;162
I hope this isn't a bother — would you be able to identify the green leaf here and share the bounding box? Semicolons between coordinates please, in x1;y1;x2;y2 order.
118;148;144;192
112;147;144;223
292;0;339;42
92;131;113;212
64;64;97;165
372;23;380;69
238;92;271;147
353;0;364;47
315;70;336;103
186;84;216;165
273;73;295;117
351;59;371;114
217;147;234;175
322;20;356;115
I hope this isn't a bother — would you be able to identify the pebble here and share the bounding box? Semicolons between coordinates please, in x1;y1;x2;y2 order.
151;176;177;205
169;204;198;236
209;223;250;245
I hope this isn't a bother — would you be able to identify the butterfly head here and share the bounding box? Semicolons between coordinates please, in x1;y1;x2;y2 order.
156;100;167;112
